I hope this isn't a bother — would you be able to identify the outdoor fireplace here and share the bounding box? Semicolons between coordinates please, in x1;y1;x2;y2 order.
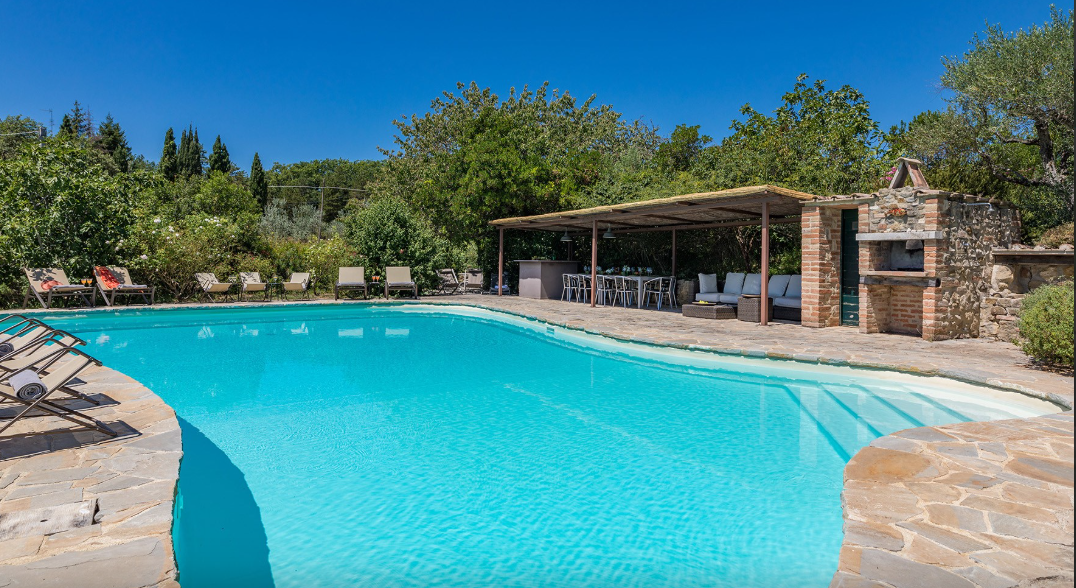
801;158;1020;341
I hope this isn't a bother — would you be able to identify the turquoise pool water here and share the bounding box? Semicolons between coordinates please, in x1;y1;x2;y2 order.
42;304;1057;587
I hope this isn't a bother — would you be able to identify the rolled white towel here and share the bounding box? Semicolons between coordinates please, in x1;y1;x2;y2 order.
119;284;149;289
9;369;47;401
0;342;13;356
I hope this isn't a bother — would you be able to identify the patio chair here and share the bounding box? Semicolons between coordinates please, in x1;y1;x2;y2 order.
283;272;312;300
239;272;268;302
1;317;50;358
613;275;635;307
195;273;234;302
95;266;155;306
462;270;484;294
437;269;461;295
335;267;368;300
1;334;99;406
23;268;95;309
0;343;116;437
384;267;418;299
642;277;676;310
596;275;616;306
560;273;574;301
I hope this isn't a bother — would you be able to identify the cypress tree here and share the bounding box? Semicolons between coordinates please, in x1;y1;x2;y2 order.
98;114;132;172
160;128;178;180
178;127;194;177
191;128;204;176
250;152;269;208
209;135;231;174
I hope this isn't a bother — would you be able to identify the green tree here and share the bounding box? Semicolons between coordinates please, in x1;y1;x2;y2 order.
97;114;132;173
905;8;1073;214
209;135;231;174
0;115;44;159
654;124;711;174
250;153;269;208
191;128;204;176
0;139;148;304
160;128;178;180
700;74;885;195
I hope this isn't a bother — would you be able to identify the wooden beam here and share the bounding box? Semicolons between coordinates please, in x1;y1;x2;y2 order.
591;221;598;308
760;201;769;326
596;215;800;235
502;195;791;229
498;228;504;296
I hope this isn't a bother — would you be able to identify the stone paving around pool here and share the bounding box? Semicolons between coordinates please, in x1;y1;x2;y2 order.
0;365;180;588
2;295;1072;587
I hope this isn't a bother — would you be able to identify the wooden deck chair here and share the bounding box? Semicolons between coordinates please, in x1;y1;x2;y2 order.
437;269;461;295
462;269;484;294
0;344;116;437
334;267;367;300
239;272;267;302
384;267;418;299
195;273;234;302
283;272;312;300
23;268;95;309
95;266;155;306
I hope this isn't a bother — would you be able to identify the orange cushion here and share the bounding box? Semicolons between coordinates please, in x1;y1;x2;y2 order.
96;266;120;289
41;279;61;291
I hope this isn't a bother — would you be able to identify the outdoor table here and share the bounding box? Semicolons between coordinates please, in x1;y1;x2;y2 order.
578;274;672;308
266;282;284;301
682;303;736;320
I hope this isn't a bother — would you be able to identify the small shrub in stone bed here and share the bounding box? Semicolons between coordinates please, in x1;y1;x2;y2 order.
1018;280;1074;366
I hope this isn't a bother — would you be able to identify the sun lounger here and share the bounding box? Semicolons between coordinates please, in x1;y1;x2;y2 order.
284;272;311;300
384;267;418;299
335;267;367;300
437;269;461;295
462;270;484;294
239;272;268;302
95;266;155;306
195;273;235;302
23;268;95;309
0;343;115;437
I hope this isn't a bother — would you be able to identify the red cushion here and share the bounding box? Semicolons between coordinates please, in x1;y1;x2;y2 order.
96;266;120;289
41;279;61;291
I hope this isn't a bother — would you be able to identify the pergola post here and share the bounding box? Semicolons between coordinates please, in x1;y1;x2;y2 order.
498;228;504;296
590;220;598;308
760;201;769;325
671;229;677;275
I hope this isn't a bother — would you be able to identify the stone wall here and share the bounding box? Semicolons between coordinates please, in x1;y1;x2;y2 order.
979;256;1075;342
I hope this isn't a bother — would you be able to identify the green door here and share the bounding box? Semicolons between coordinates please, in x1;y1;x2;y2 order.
840;209;860;326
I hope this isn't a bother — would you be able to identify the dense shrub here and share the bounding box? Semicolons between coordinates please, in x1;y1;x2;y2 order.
1018;281;1074;366
339;196;454;292
303;236;358;293
1037;222;1073;248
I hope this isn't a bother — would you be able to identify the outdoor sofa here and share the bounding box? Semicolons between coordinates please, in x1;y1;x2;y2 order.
695;272;802;321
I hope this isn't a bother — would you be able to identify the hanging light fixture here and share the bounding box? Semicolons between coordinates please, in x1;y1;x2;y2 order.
602;225;616;239
560;230;572;242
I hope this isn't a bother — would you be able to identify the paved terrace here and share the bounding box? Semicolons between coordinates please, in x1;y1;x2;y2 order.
0;295;1071;587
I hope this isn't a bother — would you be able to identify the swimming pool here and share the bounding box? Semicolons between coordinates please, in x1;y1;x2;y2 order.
42;304;1059;587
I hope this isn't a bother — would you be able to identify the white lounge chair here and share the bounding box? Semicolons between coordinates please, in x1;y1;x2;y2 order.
335;267;367;299
239;272;267;302
384;267;418;299
196;273;234;302
283;272;311;300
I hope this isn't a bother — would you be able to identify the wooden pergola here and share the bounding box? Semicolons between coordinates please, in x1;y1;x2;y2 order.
489;185;817;324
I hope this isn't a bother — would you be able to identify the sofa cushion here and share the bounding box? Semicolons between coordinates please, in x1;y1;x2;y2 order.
695;292;721;303
773;296;801;309
719;293;741;304
742;273;762;296
723;273;746;296
784;275;802;298
768;274;790;298
698;273;719;294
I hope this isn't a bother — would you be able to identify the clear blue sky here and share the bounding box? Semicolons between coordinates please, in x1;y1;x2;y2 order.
0;1;1055;169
